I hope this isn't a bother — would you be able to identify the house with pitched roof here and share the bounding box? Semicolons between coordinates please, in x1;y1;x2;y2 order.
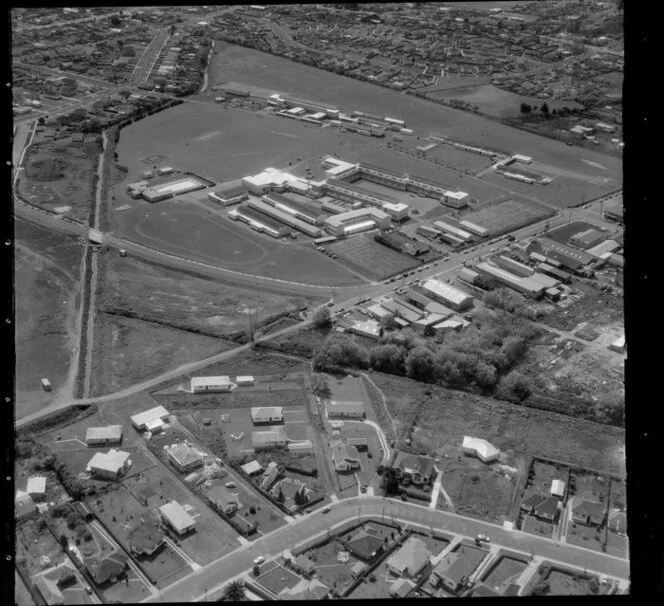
345;525;385;562
430;546;487;594
332;442;361;472
533;496;560;522
387;536;431;578
87;449;131;480
391;451;436;485
326;400;366;419
251;407;284;425
206;484;240;516
159;501;196;535
571;498;606;527
390;578;416;597
86;550;128;585
167;443;205;473
128;519;165;556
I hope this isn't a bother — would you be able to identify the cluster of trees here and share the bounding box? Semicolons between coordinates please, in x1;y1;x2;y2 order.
312;307;538;403
42;454;86;500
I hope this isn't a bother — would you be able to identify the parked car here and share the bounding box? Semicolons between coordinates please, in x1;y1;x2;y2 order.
476;534;491;543
322;506;331;514
253;556;265;565
225;482;236;488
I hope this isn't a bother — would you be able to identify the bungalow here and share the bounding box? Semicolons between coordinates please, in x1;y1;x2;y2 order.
291;554;316;578
251;406;284;425
130;406;170;432
387;536;431;578
345;525;385;561
332;443;361;472
167;443;205;473
128;520;165;556
347;437;369;450
390;578;416;597
534;496;560;522
206;484;239;516
326;400;366;419
87;449;131;480
272;477;309;510
252;429;288;451
85;425;123;446
571;498;606;527
86;550;128;586
520;494;545;515
391;451;436;485
159;501;196;536
260;462;281;491
240;460;264;476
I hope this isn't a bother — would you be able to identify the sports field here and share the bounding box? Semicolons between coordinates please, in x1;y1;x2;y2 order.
460;198;554;236
209;42;622;183
111;200;364;285
327;235;421;281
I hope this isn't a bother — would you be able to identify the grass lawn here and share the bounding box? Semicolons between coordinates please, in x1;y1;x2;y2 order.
521;515;555;539
14;219;84;418
255;563;303;595
100;568;152;604
90;312;232;397
482;555;528;592
15;518;64;577
546;569;597;595
368;372;625;475
305;538;359;592
605;531;628;559
459;198;553;235
100;251;321;338
565;522;605;552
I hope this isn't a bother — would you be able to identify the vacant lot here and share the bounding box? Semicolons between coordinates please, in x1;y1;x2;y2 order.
209;43;621;186
90;312;231;397
112;200;363;285
327;235;421;281
459;197;553;235
15;518;64;578
367;372;625;475
14;219;84;418
544;567;599;596
20;136;100;222
100;251;320;338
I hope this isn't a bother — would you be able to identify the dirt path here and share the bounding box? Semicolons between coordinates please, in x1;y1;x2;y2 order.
360;372;397;437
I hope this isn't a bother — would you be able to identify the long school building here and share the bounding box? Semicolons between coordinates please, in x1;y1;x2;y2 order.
247;198;322;237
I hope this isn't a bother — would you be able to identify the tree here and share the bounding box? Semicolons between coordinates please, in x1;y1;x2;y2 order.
118;89;131;100
531;580;550;596
221;579;246;601
379;313;398;332
519;102;531;115
405;346;436;381
588;577;600;594
311;373;331;399
540;102;550;118
312;307;332;329
498;371;532;402
38;116;45;125
369;344;406;374
474;362;498;389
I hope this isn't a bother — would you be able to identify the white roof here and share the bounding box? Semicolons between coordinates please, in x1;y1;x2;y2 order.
612;335;626;348
27;477;47;494
351;319;381;337
551;479;566;496
383;202;409;212
236;375;254;382
86;425;123;441
146;418;164;431
444;190;469;200
241;460;264;475
513;154;533;162
191;376;231;387
422;279;472;306
462;436;500;460
88;449;131;474
251;406;283;420
159;501;196;532
131;405;170;428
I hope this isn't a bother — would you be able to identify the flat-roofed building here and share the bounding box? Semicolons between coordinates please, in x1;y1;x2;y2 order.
191;376;234;393
230;206;290;239
529;272;561;290
87;449;132;480
462;436;500;463
442;190;470;209
236;375;254;386
131;406;170;431
421;279;473;311
349;318;381;340
326;400;366;419
159;501;196;535
208;183;248;206
262;191;326;225
85;425;123;446
248;198;322;237
26;476;47;499
167;443;206;473
494;255;534;278
570;228;605;249
458;220;489;237
251;407;284;425
381;298;423;324
433;221;472;241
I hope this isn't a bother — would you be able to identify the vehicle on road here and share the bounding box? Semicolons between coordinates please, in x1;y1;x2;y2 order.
253;556;265;565
475;534;491;544
322;506;331;514
85;586;93;595
401;494;408;502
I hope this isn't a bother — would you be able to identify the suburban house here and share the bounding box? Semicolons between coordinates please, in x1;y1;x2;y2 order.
326;400;366;419
351;561;368;578
550;479;566;499
130;406;170;432
166;443;206;473
387;536;431;578
278;578;330;601
291;554;316;578
332;442;361;472
346;437;369;450
252;429;288;451
430;546;487;594
345;525;385;562
86;449;131;480
272;477;309;511
390;578;416;597
15;490;37;522
608;508;627;536
159;501;196;535
134;486;161;509
85;425;123;446
251;406;284;425
128;520;165;556
461;436;500;463
521;494;546;515
206;484;240;516
190;376;234;393
26;476;47;500
571;498;606;527
86;550;128;585
259;462;281;491
534;496;560;522
391;451;436;485
240;460;264;476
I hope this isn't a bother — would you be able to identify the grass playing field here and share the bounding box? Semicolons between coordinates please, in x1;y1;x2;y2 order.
327;235;421;281
459;198;554;235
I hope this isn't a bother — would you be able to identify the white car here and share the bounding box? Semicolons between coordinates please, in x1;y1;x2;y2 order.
253;556;265;565
225;482;236;489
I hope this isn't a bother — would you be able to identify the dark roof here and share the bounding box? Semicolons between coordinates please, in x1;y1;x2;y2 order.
521;494;545;510
471;583;501;597
504;583;521;596
128;520;164;555
534;496;559;518
346;527;385;560
393;451;436;478
206;485;237;507
572;499;605;521
293;555;316;574
87;551;128;584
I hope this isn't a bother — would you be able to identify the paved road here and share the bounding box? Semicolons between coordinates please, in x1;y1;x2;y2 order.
146;496;628;603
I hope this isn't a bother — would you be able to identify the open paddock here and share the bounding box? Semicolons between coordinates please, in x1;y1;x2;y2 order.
459;197;553;235
112;201;363;285
327;235;421;281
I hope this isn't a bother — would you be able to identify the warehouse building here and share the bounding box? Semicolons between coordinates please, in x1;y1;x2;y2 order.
535;238;593;272
474;262;545;298
421;279;473;311
586;239;620;260
323;207;391;236
248;198;322;237
494;255;534;277
229;206;290;238
262;192;326;225
570;228;606;249
458;267;481;286
141;175;208;202
191;376;234;393
529;272;561;290
321;200;347;215
433;221;472;242
537;263;573;284
381;298;423;324
131;406;170;432
458;220;489;237
86;425;123;446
